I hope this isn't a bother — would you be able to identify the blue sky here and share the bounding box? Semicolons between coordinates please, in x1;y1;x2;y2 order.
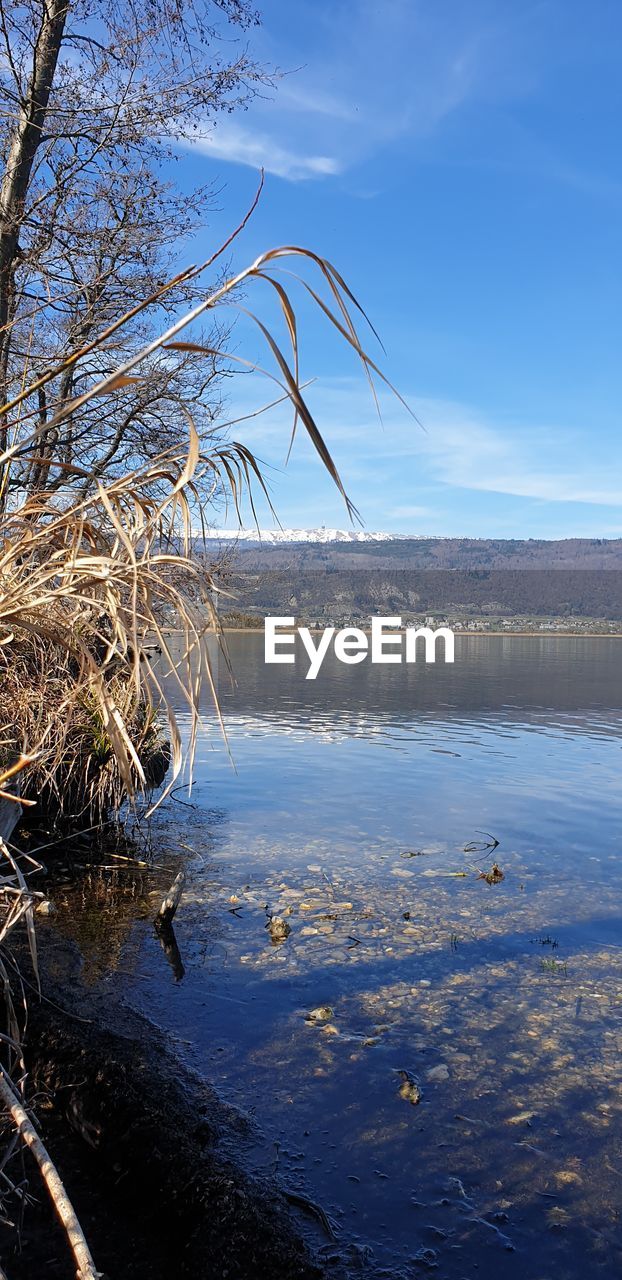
175;0;621;537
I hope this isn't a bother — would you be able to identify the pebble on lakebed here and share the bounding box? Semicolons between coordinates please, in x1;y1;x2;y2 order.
396;1069;422;1105
35;899;56;916
426;1063;450;1082
304;1005;335;1023
266;915;291;944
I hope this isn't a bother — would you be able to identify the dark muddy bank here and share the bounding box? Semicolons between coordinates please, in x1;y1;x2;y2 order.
2;929;325;1280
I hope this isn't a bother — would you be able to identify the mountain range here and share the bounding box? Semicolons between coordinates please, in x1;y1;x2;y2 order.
205;527;412;544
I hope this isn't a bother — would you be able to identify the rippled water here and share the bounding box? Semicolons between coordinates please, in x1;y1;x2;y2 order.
61;635;622;1278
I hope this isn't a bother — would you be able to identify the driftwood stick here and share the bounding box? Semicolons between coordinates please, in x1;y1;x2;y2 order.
0;1068;101;1280
283;1187;338;1239
156;869;186;927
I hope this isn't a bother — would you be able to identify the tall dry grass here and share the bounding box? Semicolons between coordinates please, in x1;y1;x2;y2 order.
0;225;407;1272
0;235;408;817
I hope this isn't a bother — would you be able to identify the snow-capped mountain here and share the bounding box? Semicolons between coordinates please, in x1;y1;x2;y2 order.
205;527;416;544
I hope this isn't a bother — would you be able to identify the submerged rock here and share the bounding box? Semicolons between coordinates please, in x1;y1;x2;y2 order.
267;916;291;945
412;1245;438;1268
396;1069;422;1105
305;1006;335;1023
426;1064;450;1083
35;899;56;916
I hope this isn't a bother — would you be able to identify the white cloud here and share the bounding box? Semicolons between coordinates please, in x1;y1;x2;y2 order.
413;401;622;506
183;120;341;181
221;373;622;508
178;1;614;203
178;0;525;183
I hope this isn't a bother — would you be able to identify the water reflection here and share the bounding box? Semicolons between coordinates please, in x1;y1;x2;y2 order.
207;633;622;739
63;637;622;1277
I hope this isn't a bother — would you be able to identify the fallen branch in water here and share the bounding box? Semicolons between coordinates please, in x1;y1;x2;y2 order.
155;869;186;928
154;871;187;979
283;1187;338;1240
464;831;500;853
0;1068;102;1280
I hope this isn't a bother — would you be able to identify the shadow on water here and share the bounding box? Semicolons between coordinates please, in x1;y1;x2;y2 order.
120;887;622;1277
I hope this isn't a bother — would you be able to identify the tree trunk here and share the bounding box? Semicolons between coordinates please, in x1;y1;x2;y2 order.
0;0;69;460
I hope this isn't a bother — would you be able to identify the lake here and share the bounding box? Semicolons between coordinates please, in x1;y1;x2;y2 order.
59;635;622;1278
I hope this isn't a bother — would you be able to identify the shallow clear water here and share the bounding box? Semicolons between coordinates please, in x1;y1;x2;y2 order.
63;636;622;1278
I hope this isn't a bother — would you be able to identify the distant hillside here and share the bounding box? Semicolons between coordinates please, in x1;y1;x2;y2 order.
203;535;622;571
202;537;622;628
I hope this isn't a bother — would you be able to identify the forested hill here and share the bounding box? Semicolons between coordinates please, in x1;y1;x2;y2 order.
197;537;622;627
202;536;622;572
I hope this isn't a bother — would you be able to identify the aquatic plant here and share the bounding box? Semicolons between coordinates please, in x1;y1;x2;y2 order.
540;956;568;976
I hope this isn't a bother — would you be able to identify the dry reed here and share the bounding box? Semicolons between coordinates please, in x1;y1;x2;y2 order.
0;223;405;1274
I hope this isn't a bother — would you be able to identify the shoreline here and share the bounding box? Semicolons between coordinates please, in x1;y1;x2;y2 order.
219;626;622;638
6;928;325;1280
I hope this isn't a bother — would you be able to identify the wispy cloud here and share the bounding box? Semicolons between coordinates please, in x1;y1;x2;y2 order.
181;0;521;182
414;403;622;506
182;1;618;205
185;119;342;181
225;374;622;509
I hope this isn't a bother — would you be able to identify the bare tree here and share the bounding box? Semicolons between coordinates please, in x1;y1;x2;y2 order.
0;0;268;500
